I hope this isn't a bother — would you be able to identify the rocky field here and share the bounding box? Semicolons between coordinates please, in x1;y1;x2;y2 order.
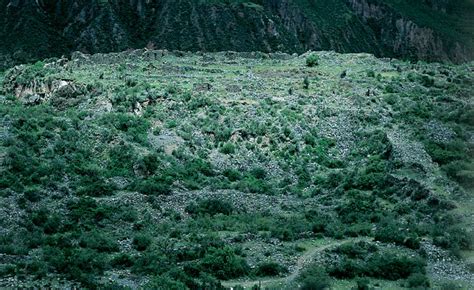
0;49;473;289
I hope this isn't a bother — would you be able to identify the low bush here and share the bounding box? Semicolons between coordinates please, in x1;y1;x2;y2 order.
79;231;119;252
132;251;169;275
199;246;249;280
253;261;287;277
442;161;474;188
374;218;420;249
223;168;241;182
186;198;234;216
306;54;320;67
355;277;370;290
132;234;153;251
111;254;134;268
328;243;426;281
303;77;310;89
145;275;188;289
220;142;236;154
297;264;331;290
405;273;430;288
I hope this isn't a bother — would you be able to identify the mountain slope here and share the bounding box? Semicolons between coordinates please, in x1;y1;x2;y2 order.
0;0;473;68
0;49;473;288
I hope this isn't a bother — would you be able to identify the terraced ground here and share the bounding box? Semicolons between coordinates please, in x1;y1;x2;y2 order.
0;50;473;289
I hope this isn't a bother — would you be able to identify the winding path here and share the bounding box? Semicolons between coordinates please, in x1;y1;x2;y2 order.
222;238;368;289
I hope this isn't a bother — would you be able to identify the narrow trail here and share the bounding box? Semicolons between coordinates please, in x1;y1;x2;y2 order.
222;238;367;289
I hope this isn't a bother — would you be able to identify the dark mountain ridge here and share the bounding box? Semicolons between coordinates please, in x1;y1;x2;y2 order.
1;0;473;68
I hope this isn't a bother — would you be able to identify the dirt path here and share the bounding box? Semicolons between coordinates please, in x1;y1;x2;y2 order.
222;238;367;289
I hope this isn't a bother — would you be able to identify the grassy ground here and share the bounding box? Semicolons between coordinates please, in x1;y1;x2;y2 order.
0;50;472;288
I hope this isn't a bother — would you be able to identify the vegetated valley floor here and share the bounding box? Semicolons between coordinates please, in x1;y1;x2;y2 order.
0;50;473;289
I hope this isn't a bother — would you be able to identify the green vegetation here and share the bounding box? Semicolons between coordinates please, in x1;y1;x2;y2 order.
0;50;472;288
306;53;319;67
1;0;473;70
297;265;331;290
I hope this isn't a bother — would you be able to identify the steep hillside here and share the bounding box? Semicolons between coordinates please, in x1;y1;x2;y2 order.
1;0;473;69
0;50;473;288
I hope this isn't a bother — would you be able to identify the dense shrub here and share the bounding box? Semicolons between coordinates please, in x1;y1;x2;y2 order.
433;225;472;256
67;197;112;226
306;54;320;67
328;243;426;281
133;177;172;195
76;178;115;197
199;247;249;279
270;215;311;241
111;254;134;268
223;168;241;182
303;76;310;89
297;265;331;290
132;234;153;251
43;247;107;287
442;161;474;188
405;273;430;288
103;113;150;144
79;231;119;252
253;262;287;277
132;251;169;275
145;275;188;290
186;198;234;216
332;241;378;259
424;141;467;166
368;253;426;280
236;176;273;195
137;154;159;176
355;277;370;290
336;190;379;224
220;142;236;154
374;218;420;249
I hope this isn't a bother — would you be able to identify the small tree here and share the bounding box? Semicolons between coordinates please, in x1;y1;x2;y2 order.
303;77;310;89
306;54;320;67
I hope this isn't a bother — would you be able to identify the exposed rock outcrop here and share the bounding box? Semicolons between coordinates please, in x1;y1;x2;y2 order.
347;0;472;62
0;0;472;68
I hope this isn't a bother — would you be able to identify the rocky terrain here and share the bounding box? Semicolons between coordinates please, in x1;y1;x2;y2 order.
0;49;473;289
1;0;473;69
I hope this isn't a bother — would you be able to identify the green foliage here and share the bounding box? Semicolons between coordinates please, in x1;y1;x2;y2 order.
336;190;380;224
328;242;426;280
374;217;420;249
303;76;310;89
252;261;287;277
43;247;107;287
132;250;169;275
306;54;320;67
145;275;187;290
424;140;473;188
102;113;150;144
1;45;472;288
133;234;153;251
133;177;172;195
186;198;234;216
355;277;370;290
405;273;430;288
297;264;331;290
111;254;134;269
199;246;250;280
79;231;119;252
432;223;472;256
220;142;236;154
